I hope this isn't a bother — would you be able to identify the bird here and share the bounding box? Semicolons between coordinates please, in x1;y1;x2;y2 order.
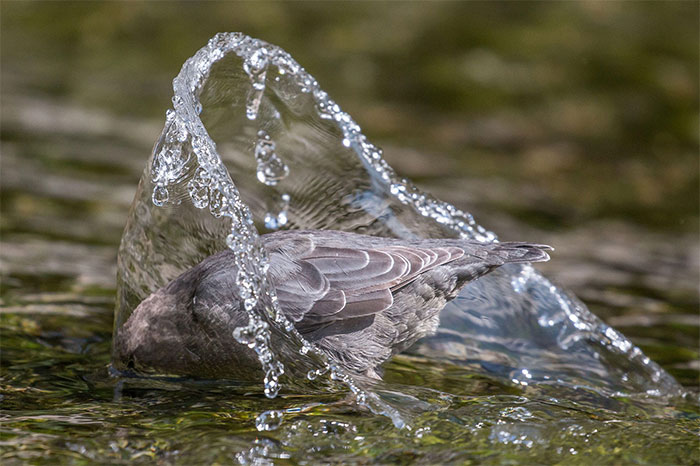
113;229;551;380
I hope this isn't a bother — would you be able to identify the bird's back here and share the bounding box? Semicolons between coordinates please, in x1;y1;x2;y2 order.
263;230;550;376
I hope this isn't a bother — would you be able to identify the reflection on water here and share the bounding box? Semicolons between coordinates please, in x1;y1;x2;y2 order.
1;3;698;464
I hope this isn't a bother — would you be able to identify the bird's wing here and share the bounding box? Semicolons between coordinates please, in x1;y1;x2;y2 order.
266;234;463;331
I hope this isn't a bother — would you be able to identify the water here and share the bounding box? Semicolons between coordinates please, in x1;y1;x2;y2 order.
2;4;699;464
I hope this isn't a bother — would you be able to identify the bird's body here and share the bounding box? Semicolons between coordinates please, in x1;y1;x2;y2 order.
113;230;550;380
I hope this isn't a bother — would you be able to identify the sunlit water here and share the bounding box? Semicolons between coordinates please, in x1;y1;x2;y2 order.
2;26;698;465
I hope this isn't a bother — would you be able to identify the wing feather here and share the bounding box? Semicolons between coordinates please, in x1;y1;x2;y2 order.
318;250;397;287
267;234;465;329
306;289;347;316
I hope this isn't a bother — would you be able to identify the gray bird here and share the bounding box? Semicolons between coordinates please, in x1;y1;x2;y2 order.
113;230;551;380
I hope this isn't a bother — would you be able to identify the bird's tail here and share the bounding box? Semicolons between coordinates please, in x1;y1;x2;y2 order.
490;242;553;264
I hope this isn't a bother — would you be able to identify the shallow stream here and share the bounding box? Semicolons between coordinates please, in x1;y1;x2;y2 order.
2;4;698;464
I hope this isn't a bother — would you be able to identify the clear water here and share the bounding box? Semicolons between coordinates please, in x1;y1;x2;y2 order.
2;4;698;464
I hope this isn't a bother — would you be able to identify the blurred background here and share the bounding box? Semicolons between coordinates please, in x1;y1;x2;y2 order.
1;1;698;389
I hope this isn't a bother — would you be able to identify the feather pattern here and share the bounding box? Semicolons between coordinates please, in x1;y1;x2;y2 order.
267;232;470;329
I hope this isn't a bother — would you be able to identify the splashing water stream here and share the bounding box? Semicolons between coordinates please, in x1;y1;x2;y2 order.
114;33;689;435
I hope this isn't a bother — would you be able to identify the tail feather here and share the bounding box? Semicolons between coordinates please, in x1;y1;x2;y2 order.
491;242;552;264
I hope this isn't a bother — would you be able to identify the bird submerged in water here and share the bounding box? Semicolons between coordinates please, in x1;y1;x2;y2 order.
114;230;551;380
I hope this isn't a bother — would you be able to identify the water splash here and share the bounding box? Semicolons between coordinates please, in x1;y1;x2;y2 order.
150;109;191;206
254;130;289;186
114;32;685;431
255;410;284;432
244;47;269;121
264;193;290;230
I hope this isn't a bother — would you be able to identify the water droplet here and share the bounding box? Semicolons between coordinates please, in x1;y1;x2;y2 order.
259;258;270;274
414;427;430;438
244;48;269;76
244;48;269;120
255;410;283;431
208;188;229;218
264;373;280;398
246;88;265;121
152;185;169;206
233;325;256;347
255;131;289;186
355;391;367;405
171;95;184;108
226;232;250;254
244;297;257;311
264;193;290;230
284;319;295;332
236;270;253;298
256;346;273;364
314;91;337;120
187;169;210;209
